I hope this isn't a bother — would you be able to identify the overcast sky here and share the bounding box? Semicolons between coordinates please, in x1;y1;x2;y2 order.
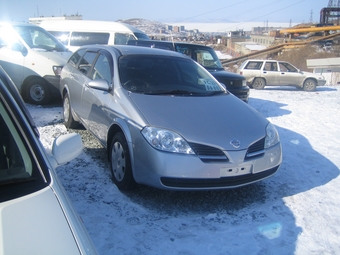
0;0;329;24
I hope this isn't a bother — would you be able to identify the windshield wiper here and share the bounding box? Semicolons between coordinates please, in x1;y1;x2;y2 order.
0;177;37;186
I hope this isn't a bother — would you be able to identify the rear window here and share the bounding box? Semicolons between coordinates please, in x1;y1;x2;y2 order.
244;61;263;70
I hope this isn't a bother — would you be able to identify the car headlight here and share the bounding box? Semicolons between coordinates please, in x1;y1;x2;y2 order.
264;123;280;149
242;79;247;87
141;127;194;154
53;66;63;76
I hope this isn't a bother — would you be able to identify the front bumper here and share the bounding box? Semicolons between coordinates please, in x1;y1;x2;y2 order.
317;80;327;86
132;138;282;190
43;75;61;98
227;86;250;103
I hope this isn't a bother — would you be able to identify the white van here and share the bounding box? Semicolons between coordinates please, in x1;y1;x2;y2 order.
0;22;72;104
39;20;150;52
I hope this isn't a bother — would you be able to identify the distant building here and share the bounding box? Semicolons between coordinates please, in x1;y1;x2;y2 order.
307;57;340;85
234;42;267;55
29;15;82;25
227;30;246;38
250;34;276;47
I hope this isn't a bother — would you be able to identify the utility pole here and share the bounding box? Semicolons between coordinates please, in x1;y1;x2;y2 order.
310;9;313;23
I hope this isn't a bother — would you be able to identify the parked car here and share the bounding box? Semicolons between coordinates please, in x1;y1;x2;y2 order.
0;22;72;105
0;66;97;254
237;59;326;91
60;45;282;191
40;20;150;52
127;40;249;102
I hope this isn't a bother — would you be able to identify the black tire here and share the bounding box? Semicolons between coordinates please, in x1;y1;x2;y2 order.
303;79;316;91
110;132;137;190
63;93;79;129
252;78;266;90
25;78;51;105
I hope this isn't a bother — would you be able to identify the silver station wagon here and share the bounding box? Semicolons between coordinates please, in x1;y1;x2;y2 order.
60;45;282;191
238;59;326;91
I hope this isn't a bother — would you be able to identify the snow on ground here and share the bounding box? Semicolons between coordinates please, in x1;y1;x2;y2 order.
27;85;340;255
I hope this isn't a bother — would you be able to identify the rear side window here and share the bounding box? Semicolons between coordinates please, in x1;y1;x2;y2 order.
245;61;263;70
70;32;110;46
264;62;278;71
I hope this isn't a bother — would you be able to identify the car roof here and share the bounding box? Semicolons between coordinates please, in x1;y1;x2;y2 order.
0;21;38;27
127;39;213;50
82;44;193;59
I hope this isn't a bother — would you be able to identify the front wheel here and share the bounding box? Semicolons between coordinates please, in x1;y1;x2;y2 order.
25;78;51;105
110;132;137;190
252;78;266;90
63;93;79;129
303;79;316;91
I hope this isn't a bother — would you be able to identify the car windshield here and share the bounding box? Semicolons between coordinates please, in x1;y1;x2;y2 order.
134;32;150;40
119;55;225;95
175;45;223;69
13;25;68;52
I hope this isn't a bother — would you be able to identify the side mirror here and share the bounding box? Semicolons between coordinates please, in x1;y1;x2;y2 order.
49;133;83;168
88;79;111;91
12;42;28;56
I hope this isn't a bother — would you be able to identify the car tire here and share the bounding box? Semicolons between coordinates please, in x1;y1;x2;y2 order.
110;132;137;190
63;93;79;129
25;78;51;105
303;79;316;91
252;78;266;90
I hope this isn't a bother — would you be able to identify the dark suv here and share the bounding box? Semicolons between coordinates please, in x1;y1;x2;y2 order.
127;40;249;102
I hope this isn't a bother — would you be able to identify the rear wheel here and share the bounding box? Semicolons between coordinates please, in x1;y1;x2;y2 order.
252;78;266;90
63;93;79;129
25;78;51;105
110;132;137;190
303;79;316;91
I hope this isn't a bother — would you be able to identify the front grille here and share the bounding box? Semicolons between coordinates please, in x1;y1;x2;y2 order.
161;165;280;188
188;142;229;162
245;137;265;160
223;79;244;87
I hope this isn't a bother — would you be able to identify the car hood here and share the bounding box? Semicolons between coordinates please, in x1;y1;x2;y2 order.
300;71;325;79
39;51;72;65
0;187;81;255
129;92;268;150
209;69;245;80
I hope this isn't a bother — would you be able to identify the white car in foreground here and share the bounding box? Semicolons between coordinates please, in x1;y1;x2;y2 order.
0;66;97;255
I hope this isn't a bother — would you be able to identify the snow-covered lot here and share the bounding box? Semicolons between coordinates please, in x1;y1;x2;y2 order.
28;85;340;255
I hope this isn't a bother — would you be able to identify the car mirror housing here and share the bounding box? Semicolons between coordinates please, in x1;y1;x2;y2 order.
88;79;111;91
50;133;83;167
